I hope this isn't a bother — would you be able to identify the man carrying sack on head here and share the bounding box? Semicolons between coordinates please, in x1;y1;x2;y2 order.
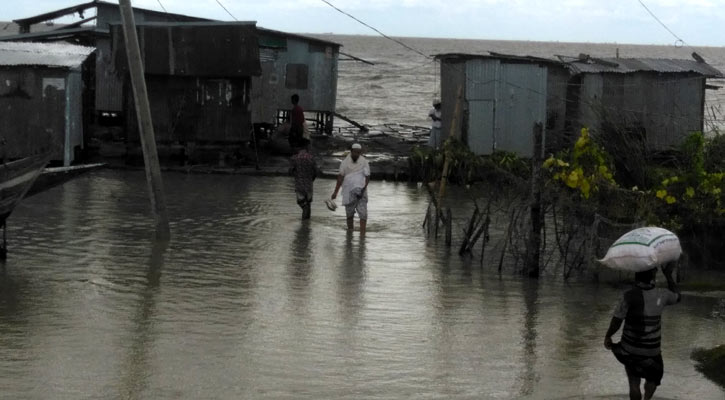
331;143;370;235
603;263;681;400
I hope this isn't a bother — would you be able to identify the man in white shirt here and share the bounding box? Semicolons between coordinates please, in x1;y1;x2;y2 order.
331;143;370;235
427;100;442;149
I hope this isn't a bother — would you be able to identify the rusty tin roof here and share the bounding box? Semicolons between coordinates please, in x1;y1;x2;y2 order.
0;41;94;69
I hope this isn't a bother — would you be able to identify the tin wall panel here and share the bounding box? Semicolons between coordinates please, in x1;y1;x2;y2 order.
468;100;495;154
259;48;278;63
605;73;703;151
65;71;84;165
578;75;604;134
127;76;252;143
465;59;499;101
0;67;66;161
112;24;261;78
251;37;338;124
251;61;280;124
496;63;547;157
545;67;570;152
645;75;703;149
464;59;500;154
94;38;123;111
439;59;466;141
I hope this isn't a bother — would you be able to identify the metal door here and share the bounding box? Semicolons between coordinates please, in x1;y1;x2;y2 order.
467;100;495;155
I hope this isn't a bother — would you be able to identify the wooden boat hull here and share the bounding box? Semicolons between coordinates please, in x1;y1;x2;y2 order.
0;153;51;224
26;163;105;199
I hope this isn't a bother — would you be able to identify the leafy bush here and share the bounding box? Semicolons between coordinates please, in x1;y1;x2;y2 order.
648;133;725;229
408;138;530;185
705;134;725;173
692;345;725;389
543;127;616;200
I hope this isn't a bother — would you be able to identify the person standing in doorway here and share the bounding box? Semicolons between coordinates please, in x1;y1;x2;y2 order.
289;139;317;220
331;143;370;235
427;100;443;149
289;94;305;148
603;262;681;400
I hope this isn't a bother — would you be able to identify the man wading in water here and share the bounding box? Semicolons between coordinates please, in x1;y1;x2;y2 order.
604;262;681;400
331;143;370;235
289;138;317;219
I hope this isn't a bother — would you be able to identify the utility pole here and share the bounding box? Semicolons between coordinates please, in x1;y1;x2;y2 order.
118;0;170;240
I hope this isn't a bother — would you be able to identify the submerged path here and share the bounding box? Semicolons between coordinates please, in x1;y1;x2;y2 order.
0;171;722;399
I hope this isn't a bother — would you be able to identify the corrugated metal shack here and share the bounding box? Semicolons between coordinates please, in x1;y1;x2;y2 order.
111;22;261;145
4;2;343;139
435;53;566;157
95;2;209;113
0;42;95;165
4;1;210;115
437;52;723;156
252;28;341;134
562;55;724;151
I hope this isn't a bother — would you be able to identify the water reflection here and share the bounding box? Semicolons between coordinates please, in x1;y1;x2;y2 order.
0;267;20;326
287;222;313;312
519;279;539;396
338;232;366;325
118;239;167;399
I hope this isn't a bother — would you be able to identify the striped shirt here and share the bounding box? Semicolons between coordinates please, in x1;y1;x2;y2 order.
613;284;679;357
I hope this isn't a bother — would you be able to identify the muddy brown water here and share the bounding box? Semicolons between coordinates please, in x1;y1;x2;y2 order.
0;170;722;399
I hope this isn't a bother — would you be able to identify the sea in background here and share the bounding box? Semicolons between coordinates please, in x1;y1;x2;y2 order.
312;34;725;130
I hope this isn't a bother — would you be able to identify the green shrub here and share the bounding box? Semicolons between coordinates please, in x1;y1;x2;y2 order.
705;134;725;173
692;345;725;388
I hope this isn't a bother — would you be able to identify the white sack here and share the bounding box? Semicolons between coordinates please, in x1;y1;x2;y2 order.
598;227;681;272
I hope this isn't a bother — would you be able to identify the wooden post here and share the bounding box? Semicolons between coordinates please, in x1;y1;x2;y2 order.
526;123;544;278
480;212;490;267
459;206;480;255
437;85;464;208
424;202;432;237
1;222;6;260
423;201;431;228
434;206;440;238
445;208;452;246
499;208;516;273
119;0;170;240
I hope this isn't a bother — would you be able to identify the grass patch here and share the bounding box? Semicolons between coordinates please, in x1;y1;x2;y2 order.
691;345;725;388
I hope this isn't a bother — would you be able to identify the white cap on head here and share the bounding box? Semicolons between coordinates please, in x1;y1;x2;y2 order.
351;143;362;149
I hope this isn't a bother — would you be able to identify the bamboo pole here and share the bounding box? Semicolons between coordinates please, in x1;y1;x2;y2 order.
499;208;517;273
118;0;170;240
434;205;440;238
459;206;480;255
445;208;452;246
422;201;431;229
479;208;491;267
436;85;464;208
526;123;544;278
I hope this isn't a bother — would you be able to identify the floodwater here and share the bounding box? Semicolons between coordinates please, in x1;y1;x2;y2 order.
0;170;723;399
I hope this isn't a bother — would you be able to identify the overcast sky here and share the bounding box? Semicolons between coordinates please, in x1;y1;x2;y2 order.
5;0;725;46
